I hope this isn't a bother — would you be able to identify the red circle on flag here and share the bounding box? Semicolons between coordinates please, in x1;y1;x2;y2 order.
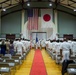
43;14;51;22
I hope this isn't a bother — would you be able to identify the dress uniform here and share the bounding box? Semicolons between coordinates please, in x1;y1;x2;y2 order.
16;39;24;56
60;41;72;63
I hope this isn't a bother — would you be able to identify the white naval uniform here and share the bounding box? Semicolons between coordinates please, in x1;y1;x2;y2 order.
45;41;50;50
13;40;18;52
48;42;52;50
60;41;71;62
21;40;27;52
41;40;45;48
25;41;29;50
52;42;57;53
55;42;62;63
38;40;41;48
16;41;24;56
72;41;76;56
27;41;30;50
36;42;38;49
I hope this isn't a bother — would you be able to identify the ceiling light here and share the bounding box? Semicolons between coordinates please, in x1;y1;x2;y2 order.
27;3;30;6
49;3;52;6
74;9;76;11
3;8;6;11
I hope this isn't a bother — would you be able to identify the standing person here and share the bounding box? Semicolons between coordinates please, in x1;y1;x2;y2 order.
60;38;72;62
31;39;35;49
5;40;10;54
38;39;41;49
41;39;46;49
60;38;72;75
16;39;24;56
13;39;18;53
9;40;14;56
53;33;59;40
0;40;6;55
36;35;38;49
71;41;76;56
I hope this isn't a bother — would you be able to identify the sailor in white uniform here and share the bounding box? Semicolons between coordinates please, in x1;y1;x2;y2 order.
16;39;24;56
38;39;41;49
60;39;72;63
41;39;46;49
13;39;18;52
53;33;59;40
55;41;62;63
71;41;76;56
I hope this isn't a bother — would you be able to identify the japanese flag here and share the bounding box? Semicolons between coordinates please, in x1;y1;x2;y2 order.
41;9;54;28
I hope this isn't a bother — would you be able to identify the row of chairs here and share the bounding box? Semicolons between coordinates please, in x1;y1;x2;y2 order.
0;49;30;75
67;57;76;75
46;47;76;75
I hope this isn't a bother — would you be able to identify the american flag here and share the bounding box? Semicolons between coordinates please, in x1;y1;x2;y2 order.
27;9;38;30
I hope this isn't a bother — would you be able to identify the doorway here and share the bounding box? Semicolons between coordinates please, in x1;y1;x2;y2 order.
31;32;47;40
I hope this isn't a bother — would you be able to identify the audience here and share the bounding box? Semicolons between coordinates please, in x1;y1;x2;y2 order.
0;40;6;55
0;37;76;75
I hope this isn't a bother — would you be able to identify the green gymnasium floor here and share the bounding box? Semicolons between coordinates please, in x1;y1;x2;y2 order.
15;49;63;75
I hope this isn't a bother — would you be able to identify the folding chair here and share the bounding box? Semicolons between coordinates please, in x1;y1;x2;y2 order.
0;54;3;57
15;54;25;63
67;64;76;75
11;56;21;70
5;59;16;75
0;63;10;75
1;56;10;60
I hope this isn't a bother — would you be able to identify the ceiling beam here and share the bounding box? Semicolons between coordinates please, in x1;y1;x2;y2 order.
69;0;76;3
15;0;20;2
60;0;65;2
69;4;76;8
69;2;76;5
54;0;60;9
0;0;10;4
60;2;76;9
19;0;25;9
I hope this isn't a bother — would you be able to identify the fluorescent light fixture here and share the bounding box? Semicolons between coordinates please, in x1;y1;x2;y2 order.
3;8;6;11
27;3;30;6
49;3;52;6
74;9;76;11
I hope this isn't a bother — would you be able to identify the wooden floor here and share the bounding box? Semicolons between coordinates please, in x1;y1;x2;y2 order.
15;49;35;75
41;49;62;75
15;49;65;75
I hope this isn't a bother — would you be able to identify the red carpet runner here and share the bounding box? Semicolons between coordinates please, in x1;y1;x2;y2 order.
30;49;47;75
